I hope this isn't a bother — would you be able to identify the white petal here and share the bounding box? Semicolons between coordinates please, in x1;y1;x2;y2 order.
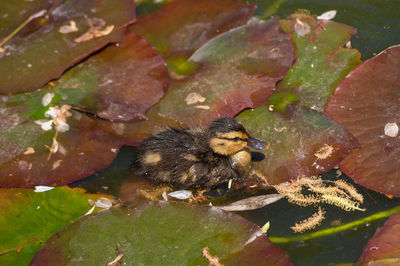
384;122;398;137
41;93;55;106
317;10;337;20
168;190;192;200
34;186;55;192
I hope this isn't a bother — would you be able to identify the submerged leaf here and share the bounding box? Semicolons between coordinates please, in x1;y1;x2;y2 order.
237;104;359;184
217;194;284;211
0;187;110;265
0;0;135;94
31;202;292;265
326;45;400;196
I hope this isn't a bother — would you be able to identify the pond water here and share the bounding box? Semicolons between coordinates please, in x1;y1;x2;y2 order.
71;0;400;264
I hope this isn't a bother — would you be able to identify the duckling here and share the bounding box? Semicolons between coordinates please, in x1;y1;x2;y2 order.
131;117;267;189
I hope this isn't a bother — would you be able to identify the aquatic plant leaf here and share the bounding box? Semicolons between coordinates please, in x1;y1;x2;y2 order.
31;202;292;265
155;17;295;126
24;31;169;122
325;45;400;196
276;13;361;112
358;213;400;265
0;101;123;187
0;0;135;94
0;187;110;265
130;0;256;61
236;104;359;184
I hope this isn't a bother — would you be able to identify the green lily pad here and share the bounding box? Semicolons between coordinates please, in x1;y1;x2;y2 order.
275;13;361;112
325;45;400;196
358;213;400;265
0;186;111;265
0;104;123;187
31;202;292;265
0;0;135;94
236;104;359;184
130;0;256;65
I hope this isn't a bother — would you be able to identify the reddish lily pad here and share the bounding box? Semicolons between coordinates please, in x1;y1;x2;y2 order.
20;31;169;122
119;17;294;144
129;17;294;130
325;45;400;196
0;186;112;265
0;0;135;94
31;202;292;265
236;104;359;184
129;0;256;62
358;213;400;265
0;102;123;187
276;13;361;112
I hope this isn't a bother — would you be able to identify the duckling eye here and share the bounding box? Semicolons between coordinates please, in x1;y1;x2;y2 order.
233;137;240;142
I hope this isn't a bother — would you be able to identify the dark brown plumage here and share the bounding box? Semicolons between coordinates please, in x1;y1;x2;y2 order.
131;117;267;188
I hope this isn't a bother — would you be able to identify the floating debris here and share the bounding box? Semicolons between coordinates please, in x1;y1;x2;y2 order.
23;147;35;155
34;186;55;192
294;18;310;36
261;221;270;233
291;207;326;233
218;194;284;211
168;190;192;200
202;247;223;266
384;122;398;137
41;93;55;107
59;20;79;34
317;10;337;21
185;92;206;105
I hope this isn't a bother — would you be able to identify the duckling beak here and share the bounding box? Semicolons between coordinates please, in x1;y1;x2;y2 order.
247;136;268;150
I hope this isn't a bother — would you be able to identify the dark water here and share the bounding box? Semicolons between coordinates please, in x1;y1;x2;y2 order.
72;1;400;265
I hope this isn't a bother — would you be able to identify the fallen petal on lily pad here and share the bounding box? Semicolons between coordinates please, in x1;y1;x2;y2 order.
157;17;295;126
0;0;135;94
31;202;292;265
358;213;400;265
237;104;359;184
326;45;400;196
0;186;111;265
276;13;361;112
0;106;123;187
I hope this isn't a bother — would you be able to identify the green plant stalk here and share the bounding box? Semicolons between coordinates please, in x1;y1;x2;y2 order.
0;9;47;49
269;205;400;243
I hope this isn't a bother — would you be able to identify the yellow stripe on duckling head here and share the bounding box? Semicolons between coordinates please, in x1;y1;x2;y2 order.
216;131;248;140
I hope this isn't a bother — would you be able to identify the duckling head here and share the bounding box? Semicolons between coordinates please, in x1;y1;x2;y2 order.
208;117;267;156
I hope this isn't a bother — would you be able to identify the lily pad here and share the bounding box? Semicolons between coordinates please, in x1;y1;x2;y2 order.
16;31;169;122
358;213;400;265
130;0;256;63
156;17;294;126
325;45;400;196
236;104;359;184
120;17;295;143
0;186;111;265
31;202;292;265
276;13;361;112
0;0;135;94
0;104;123;187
